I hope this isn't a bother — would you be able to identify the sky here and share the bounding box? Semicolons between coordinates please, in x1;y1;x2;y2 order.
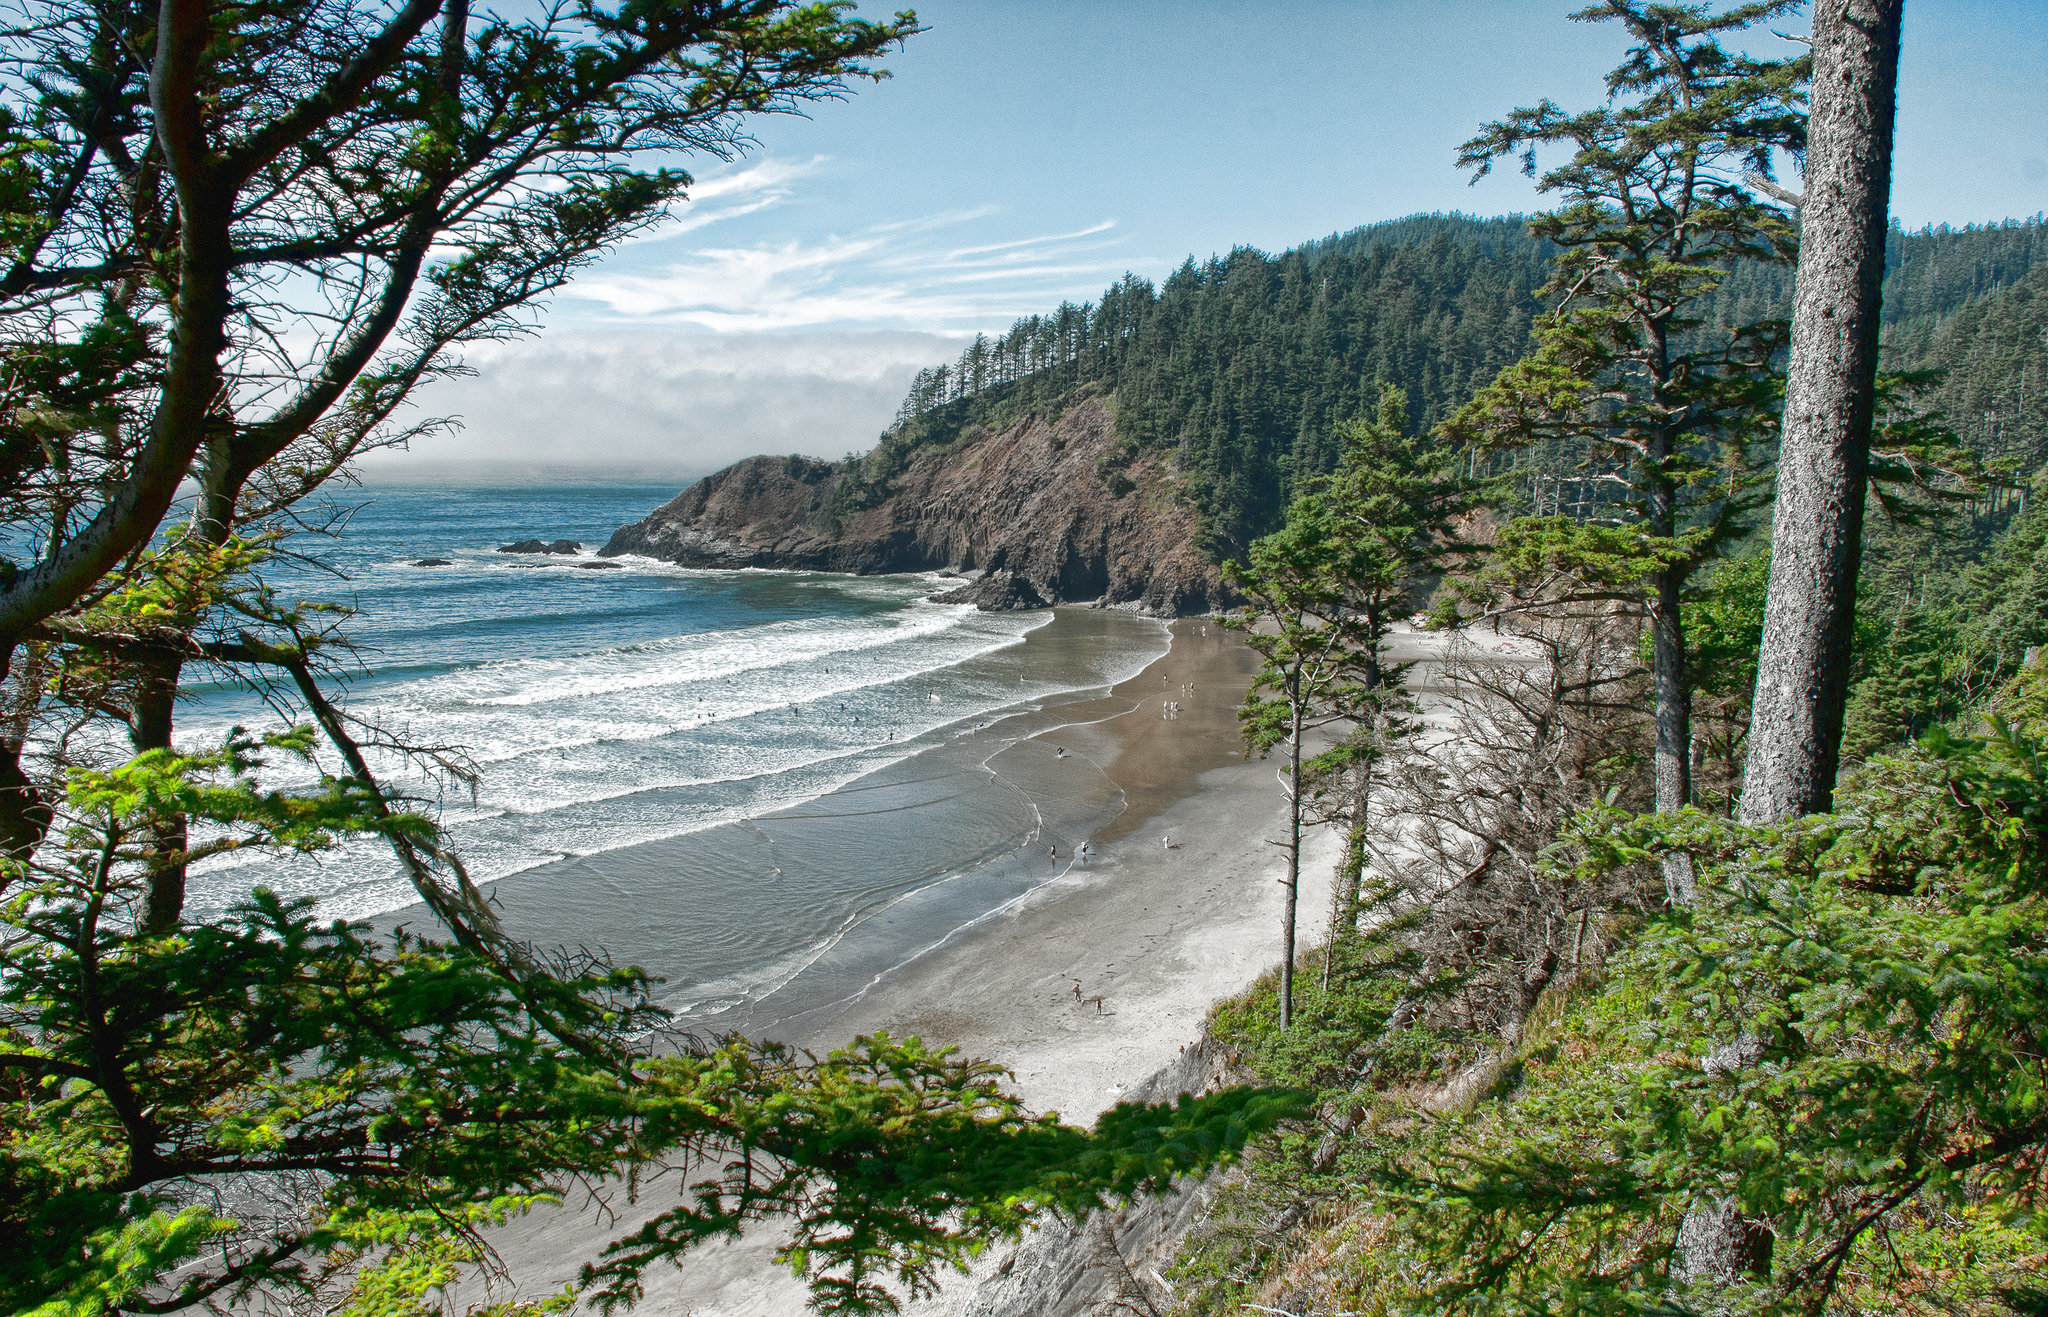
367;0;2048;482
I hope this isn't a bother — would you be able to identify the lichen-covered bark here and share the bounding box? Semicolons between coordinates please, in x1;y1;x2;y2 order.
1742;0;1904;824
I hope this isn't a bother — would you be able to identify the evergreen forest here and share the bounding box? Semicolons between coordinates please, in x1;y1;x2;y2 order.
834;7;2048;1310
899;4;2048;1307
871;212;2048;560
12;0;2048;1312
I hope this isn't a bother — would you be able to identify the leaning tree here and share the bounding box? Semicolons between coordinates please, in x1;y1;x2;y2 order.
0;3;1298;1312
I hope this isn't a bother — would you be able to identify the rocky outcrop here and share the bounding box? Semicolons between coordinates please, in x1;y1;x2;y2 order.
600;397;1229;615
500;538;582;555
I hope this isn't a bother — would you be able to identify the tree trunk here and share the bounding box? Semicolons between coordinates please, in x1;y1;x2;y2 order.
1339;781;1367;931
1651;565;1691;815
1281;697;1303;1029
1688;4;1906;1280
0;644;52;865
132;649;188;935
0;738;46;864
1740;0;1903;825
1649;452;1698;902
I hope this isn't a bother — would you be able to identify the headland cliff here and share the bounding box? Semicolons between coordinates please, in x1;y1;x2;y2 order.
600;396;1229;615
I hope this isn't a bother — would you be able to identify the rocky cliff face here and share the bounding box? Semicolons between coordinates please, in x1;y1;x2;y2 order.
599;397;1229;615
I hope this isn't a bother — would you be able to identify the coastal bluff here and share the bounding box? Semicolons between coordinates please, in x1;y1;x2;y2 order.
599;396;1229;615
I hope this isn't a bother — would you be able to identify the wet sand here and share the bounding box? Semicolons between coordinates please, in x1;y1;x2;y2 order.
778;616;1339;1117
468;613;1347;1313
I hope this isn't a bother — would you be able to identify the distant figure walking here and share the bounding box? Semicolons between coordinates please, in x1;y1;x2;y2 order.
1071;979;1082;1002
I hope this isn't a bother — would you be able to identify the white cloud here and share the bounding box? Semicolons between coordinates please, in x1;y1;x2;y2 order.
359;329;969;478
565;184;1139;332
352;160;1155;475
623;156;829;244
940;221;1118;261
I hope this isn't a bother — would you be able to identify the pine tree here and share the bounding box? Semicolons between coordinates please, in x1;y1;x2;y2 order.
1224;387;1480;1027
1441;0;1805;882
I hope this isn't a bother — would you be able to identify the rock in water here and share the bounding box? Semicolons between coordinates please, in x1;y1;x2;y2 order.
498;538;583;555
598;397;1227;615
929;569;1046;610
412;558;454;566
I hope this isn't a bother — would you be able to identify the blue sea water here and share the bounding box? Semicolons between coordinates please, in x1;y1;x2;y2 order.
178;480;1168;1020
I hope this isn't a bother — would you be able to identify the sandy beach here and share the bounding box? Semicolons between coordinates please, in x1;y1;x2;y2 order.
471;612;1349;1313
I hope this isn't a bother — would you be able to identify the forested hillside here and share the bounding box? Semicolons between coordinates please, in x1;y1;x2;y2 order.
858;213;2047;559
1046;10;2048;1308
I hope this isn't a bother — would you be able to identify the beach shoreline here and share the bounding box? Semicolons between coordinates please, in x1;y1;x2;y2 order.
770;613;1339;1120
471;611;1345;1314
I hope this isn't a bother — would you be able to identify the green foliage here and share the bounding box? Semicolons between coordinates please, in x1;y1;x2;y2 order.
1219;386;1480;1029
1685;547;1771;700
1881;217;2048;346
1226;385;1482;751
1438;0;1811;827
0;735;1303;1316
1837;470;2048;765
1138;41;2048;1317
1439;514;1680;627
1166;872;1501;1317
585;1034;1307;1314
866;203;2045;569
1441;0;1801;576
1170;723;2048;1315
1369;723;2048;1314
1885;264;2048;478
1223;510;1381;758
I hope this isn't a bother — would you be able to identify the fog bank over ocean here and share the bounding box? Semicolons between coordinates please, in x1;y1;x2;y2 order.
359;329;967;477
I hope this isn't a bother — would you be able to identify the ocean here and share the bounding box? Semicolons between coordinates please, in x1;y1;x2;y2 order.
179;480;1170;1027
